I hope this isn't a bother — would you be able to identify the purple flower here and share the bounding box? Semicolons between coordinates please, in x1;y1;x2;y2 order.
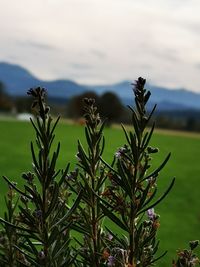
147;208;155;220
67;169;78;181
38;250;45;260
33;209;42;219
108;255;115;266
115;147;126;159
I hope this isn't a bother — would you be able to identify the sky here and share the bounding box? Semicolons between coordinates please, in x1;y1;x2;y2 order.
0;0;200;92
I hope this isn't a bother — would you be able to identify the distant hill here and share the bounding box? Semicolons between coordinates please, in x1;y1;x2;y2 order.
0;62;88;98
90;81;200;110
1;62;200;111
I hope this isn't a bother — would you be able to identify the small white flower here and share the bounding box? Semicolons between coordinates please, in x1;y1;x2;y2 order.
75;153;81;162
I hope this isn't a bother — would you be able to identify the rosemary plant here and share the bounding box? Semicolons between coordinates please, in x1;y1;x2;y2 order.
100;77;175;266
0;87;81;266
0;185;21;266
0;79;198;267
67;98;107;266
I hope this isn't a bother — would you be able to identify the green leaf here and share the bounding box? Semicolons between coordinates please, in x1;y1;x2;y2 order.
116;161;132;197
95;169;107;192
18;205;35;225
150;251;168;264
0;217;37;234
143;187;157;208
137;182;151;210
2;176;32;200
144;153;171;181
100;204;129;232
49;116;60;138
121;124;131;146
58;163;70;187
71;224;90;236
15;245;41;266
77;140;92;175
45;182;60;218
85;127;92;150
47;226;59;247
144;90;151;105
146;104;157;124
30;141;40;172
54;238;71;259
141;122;155;151
100;157;118;175
129;131;138;162
51;189;83;229
105;226;128;247
20;237;39;256
30;118;42;140
138;177;175;215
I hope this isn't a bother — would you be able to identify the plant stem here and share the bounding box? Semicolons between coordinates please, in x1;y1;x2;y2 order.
91;132;99;267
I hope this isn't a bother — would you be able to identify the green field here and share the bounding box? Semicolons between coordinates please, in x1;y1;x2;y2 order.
0;119;200;266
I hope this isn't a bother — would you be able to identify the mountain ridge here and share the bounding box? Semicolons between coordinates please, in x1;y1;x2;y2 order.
0;62;200;110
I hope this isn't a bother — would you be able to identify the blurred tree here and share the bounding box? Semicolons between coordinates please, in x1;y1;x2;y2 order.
14;96;32;113
99;92;124;125
67;91;100;119
0;81;4;93
185;117;197;132
0;81;13;112
67;91;124;126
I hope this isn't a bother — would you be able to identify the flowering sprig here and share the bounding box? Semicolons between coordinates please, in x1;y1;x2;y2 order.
0;185;23;266
0;87;81;266
172;241;199;267
67;98;107;266
100;77;175;266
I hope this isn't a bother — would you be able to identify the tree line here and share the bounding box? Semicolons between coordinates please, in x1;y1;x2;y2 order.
1;80;200;132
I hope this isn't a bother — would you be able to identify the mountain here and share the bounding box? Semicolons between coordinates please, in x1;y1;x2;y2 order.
90;81;200;110
0;62;88;98
1;62;200;111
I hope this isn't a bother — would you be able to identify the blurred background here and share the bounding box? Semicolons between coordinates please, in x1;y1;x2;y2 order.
0;0;200;129
0;1;200;266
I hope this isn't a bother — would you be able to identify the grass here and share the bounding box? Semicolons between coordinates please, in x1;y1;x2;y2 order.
0;119;200;266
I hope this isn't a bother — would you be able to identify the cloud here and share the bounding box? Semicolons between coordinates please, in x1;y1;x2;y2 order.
70;63;92;70
90;49;106;59
17;40;57;51
0;0;200;91
195;63;200;69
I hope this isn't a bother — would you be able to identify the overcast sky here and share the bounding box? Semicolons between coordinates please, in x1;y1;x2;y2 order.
0;0;200;91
